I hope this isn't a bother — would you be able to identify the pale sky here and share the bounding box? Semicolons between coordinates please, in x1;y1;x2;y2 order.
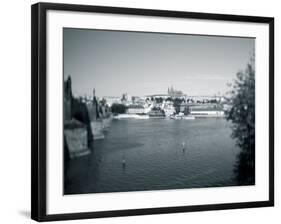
63;28;254;98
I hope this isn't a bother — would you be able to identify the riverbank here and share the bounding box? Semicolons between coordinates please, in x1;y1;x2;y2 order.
113;113;224;120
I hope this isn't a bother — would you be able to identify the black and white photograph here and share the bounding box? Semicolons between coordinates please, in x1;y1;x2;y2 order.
63;28;255;195
29;2;274;222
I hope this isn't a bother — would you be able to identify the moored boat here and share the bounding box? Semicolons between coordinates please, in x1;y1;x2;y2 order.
114;114;149;119
183;115;195;120
170;114;195;120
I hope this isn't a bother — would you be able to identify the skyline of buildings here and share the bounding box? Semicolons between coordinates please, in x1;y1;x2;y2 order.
68;76;225;101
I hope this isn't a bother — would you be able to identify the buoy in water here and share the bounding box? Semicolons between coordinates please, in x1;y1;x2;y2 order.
182;141;185;148
182;141;186;153
122;154;126;169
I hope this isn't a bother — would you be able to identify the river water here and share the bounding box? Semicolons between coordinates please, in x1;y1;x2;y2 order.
65;118;241;194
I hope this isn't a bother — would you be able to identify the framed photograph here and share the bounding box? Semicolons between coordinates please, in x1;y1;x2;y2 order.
31;2;274;222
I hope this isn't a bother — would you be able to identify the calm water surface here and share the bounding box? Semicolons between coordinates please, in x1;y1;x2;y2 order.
65;118;240;194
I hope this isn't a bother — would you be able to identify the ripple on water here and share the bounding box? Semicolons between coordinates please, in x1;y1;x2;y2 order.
65;118;240;194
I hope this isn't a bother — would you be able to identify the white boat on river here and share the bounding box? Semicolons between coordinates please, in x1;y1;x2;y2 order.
183;116;195;120
114;114;149;119
170;114;195;120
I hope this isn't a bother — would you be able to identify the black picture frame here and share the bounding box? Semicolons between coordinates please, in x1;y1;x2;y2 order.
31;2;274;222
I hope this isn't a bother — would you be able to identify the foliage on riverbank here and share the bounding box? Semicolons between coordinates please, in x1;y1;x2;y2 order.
111;103;127;114
225;55;255;185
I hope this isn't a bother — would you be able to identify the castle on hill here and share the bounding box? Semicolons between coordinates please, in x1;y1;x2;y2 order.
167;86;183;96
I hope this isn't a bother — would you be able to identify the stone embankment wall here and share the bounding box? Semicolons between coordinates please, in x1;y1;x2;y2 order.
63;76;113;159
64;76;93;159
